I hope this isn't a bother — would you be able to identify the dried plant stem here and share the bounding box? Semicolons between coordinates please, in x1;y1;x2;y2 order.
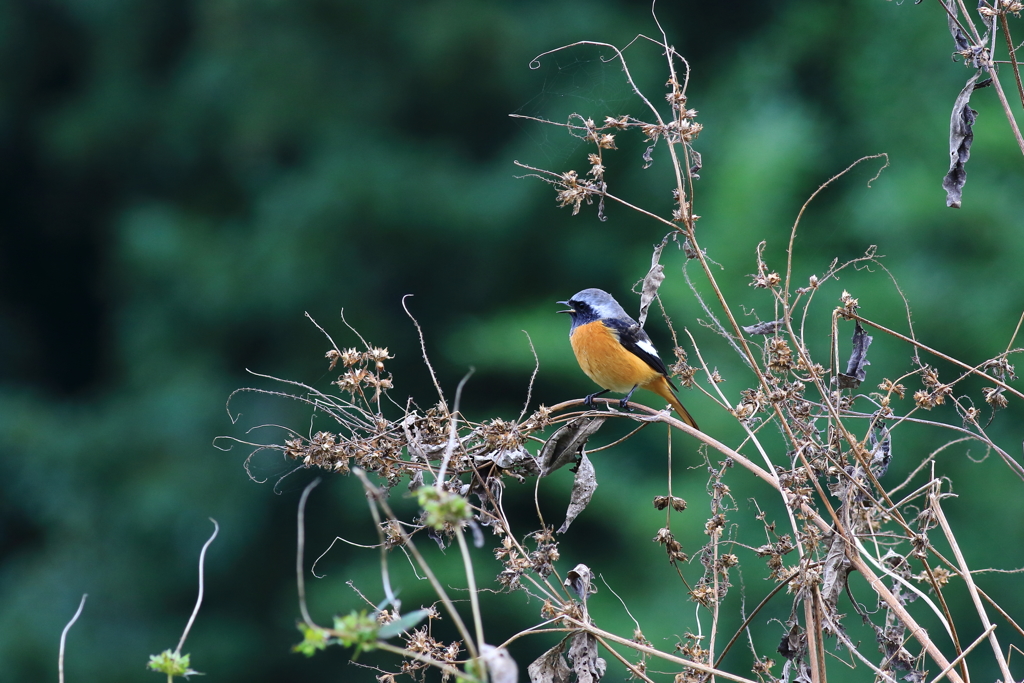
928;625;997;683
59;594;87;683
593;634;658;683
783;155;888;303
1000;13;1024;109
932;487;1014;682
360;475;400;610
988;67;1024;155
557;403;962;680
846;551;963;683
563;617;758;683
1003;310;1024;352
851;315;1024;479
974;585;1024;640
297;479;321;628
852;313;1024;399
804;594;823;683
437;368;473;485
454;526;486;660
177;519;219;653
402;295;448;410
918;558;967;680
374;641;462;678
353;469;480;662
715;573;799;667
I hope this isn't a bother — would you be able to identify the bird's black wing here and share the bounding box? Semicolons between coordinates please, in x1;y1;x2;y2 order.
603;319;677;388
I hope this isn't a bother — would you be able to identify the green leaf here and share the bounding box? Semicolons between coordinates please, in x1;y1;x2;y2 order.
377;608;432;639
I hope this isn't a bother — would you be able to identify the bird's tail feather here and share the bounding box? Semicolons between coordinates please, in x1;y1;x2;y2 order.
646;377;699;431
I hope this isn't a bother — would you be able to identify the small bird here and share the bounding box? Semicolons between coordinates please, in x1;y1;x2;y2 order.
558;288;699;430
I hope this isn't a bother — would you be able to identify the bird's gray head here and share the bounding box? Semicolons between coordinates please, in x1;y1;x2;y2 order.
557;288;634;328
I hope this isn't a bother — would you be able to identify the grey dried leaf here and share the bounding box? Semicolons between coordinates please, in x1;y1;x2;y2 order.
642;145;655;170
475;446;539;474
689;149;702;179
682;237;699;260
903;670;927;683
837;321;873;389
481;644;519;683
469;519;485;547
777;621;806;661
527;640;570;683
791;660;814;683
945;1;971;52
876;622;915;672
426;527;448;550
564;563;597;601
868;421;892;477
881;549;917;606
539;417;607;476
819;532;851;616
976;0;996;45
942;71;991;208
637;240;667;328
568;632;606;683
557;453;597;534
743;319;784;335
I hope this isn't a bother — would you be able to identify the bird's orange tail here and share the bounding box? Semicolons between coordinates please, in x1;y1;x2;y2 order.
644;376;699;431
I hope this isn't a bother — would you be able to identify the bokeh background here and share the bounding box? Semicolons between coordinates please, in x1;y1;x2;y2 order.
3;0;1024;681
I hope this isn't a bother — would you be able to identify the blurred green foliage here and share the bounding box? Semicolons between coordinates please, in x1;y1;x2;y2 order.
2;0;1024;681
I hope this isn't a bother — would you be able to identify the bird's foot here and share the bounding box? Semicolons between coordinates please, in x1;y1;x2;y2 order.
618;397;633;412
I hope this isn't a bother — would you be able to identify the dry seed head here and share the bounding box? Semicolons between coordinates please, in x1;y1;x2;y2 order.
704;513;726;537
878;379;906;399
766;337;794;372
603;115;630;129
689;583;717;608
665;89;687;107
521;405;553;431
529;543;560;577
838;290;859;317
983;386;1009;409
981;356;1016;380
749;270;781;289
732;402;756;420
915;566;952;587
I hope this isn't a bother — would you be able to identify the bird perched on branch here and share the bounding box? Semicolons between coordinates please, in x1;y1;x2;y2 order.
558;288;699;430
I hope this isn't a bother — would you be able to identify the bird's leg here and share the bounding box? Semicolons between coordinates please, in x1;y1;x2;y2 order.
583;389;610;409
619;385;639;410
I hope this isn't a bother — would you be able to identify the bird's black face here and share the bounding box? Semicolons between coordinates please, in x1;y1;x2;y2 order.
556;298;598;328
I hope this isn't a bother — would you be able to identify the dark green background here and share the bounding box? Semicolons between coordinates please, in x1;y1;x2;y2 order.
3;0;1024;681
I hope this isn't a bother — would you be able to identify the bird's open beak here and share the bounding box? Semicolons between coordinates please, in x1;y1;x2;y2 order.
556;300;573;314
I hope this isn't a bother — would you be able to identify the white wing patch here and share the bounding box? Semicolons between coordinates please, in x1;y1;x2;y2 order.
636;338;660;359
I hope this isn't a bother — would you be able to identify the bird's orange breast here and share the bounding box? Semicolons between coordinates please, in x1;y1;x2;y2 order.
569;321;663;393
